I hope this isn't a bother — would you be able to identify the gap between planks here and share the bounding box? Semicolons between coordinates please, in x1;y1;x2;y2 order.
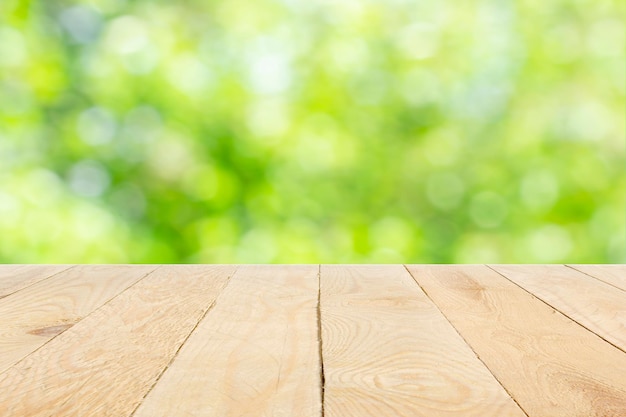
565;264;626;293
316;264;326;417
129;266;240;417
402;265;532;417
0;265;75;299
132;265;321;417
487;265;626;355
2;265;623;417
321;265;526;416
406;264;626;417
0;265;238;417
0;265;159;376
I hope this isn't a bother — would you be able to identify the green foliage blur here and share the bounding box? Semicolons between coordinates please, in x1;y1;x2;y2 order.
0;0;624;263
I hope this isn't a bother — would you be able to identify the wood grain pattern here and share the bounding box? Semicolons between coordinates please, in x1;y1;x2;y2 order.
567;264;626;292
0;265;72;298
0;264;155;374
406;265;626;417
321;265;526;417
1;264;624;416
491;264;626;351
133;265;321;417
0;265;236;417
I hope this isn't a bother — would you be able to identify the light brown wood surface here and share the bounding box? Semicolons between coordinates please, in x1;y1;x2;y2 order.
134;265;321;417
321;265;526;417
406;265;626;417
0;264;624;417
491;264;626;351
0;264;71;298
567;264;626;292
0;264;155;374
0;265;235;417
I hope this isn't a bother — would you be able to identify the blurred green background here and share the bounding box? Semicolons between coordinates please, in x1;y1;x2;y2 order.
0;0;624;263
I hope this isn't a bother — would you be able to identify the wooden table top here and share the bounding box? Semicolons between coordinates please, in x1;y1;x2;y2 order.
0;264;624;416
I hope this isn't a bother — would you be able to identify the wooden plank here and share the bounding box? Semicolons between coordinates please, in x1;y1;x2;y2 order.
491;264;626;352
133;265;321;417
0;265;72;298
0;264;155;374
406;265;626;417
567;264;626;292
321;265;526;417
0;265;236;417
